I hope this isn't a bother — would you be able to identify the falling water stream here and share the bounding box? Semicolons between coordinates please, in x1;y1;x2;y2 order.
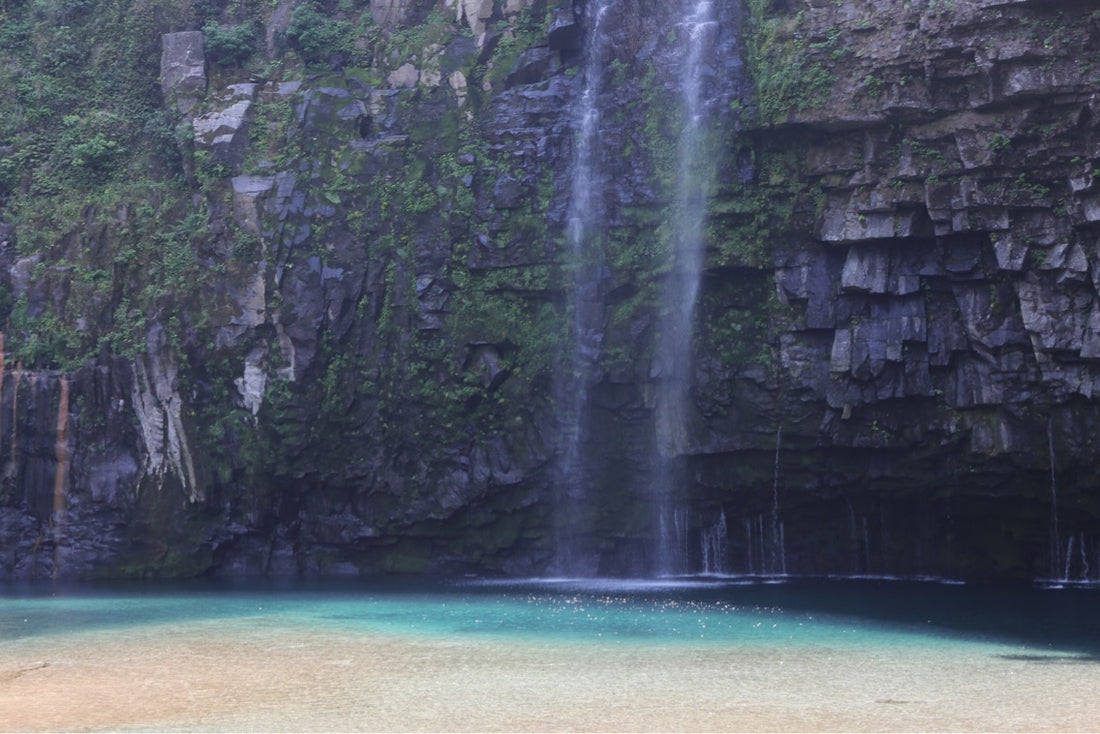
700;509;728;574
1044;419;1099;584
770;426;787;575
653;0;720;575
51;377;70;579
1048;417;1063;580
554;0;613;575
10;364;20;474
654;0;717;460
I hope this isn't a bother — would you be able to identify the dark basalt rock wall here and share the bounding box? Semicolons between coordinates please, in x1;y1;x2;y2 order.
728;0;1100;581
1;0;1098;581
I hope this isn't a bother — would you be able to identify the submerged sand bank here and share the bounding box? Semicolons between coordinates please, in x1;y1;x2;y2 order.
3;618;1100;732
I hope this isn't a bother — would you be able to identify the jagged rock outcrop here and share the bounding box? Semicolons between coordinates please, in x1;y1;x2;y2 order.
193;83;259;169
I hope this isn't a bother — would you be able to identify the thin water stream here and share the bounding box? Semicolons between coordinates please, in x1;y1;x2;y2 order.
653;0;722;577
554;0;613;576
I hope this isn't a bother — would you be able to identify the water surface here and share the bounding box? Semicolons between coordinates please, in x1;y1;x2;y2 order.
2;577;1099;731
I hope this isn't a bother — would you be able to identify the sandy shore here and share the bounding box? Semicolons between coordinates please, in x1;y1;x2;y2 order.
3;618;1100;732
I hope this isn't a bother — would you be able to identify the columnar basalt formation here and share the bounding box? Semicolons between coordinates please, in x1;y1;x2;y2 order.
734;0;1100;580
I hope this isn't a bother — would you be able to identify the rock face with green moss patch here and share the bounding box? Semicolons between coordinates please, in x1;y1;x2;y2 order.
1;0;1099;582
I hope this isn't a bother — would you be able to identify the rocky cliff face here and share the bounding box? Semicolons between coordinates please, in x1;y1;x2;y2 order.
1;0;1098;581
736;0;1100;580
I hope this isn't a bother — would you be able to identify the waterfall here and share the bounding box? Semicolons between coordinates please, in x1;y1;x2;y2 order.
847;502;859;573
652;0;719;576
1064;534;1075;583
657;505;689;576
777;521;787;575
52;377;70;579
862;516;872;576
769;426;786;575
553;0;613;576
0;332;5;432
1060;533;1093;583
654;0;717;459
744;516;756;574
756;514;766;574
10;364;21;476
1080;533;1090;581
1048;417;1062;580
700;509;728;574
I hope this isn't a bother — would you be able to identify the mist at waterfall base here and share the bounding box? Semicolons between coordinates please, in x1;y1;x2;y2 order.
3;577;1100;732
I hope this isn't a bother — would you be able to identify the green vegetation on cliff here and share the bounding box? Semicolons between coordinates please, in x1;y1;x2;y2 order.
0;0;204;368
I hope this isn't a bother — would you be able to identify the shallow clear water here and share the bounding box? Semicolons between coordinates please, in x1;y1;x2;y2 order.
2;577;1099;731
